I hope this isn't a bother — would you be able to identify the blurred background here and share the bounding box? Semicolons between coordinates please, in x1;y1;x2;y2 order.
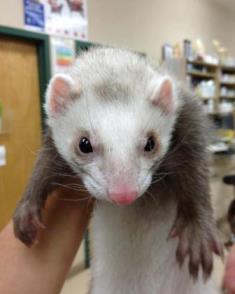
1;0;235;292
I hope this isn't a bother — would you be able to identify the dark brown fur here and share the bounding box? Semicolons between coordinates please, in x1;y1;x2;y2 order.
13;131;75;245
151;90;222;280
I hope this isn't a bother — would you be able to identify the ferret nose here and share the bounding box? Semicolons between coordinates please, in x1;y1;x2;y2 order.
108;190;138;205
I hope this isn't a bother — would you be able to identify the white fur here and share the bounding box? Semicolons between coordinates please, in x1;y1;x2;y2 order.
45;48;180;201
91;200;219;294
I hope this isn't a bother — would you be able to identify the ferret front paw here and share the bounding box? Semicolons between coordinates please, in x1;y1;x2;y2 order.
13;202;45;247
170;217;223;281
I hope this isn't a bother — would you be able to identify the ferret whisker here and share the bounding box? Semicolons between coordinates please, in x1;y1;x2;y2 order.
152;174;174;181
153;171;174;177
153;129;193;174
67;184;88;190
52;182;88;193
95;200;102;210
67;182;85;187
54;173;79;178
151;175;168;184
146;191;158;207
59;197;91;202
24;145;39;156
81;172;103;188
164;128;193;159
68;186;88;192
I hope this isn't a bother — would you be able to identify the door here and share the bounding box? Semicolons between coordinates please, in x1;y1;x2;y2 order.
0;36;42;229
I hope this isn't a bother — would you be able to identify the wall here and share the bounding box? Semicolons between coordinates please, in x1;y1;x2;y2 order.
87;0;235;61
0;1;23;29
0;0;235;61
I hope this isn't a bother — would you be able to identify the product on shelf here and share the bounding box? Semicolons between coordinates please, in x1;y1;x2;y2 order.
194;80;216;98
221;57;235;68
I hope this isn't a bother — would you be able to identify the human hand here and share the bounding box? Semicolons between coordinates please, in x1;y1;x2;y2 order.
224;244;235;293
0;181;94;294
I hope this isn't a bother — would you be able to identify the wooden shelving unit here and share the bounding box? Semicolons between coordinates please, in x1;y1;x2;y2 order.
219;65;235;106
220;66;235;73
187;59;218;69
163;57;235;151
184;60;235;115
221;96;235;99
185;59;235;136
163;58;235;112
220;82;235;86
186;59;219;112
187;70;216;79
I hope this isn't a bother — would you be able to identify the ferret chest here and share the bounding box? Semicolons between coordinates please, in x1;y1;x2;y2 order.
91;201;175;293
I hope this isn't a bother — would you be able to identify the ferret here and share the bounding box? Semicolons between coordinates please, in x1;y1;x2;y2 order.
13;47;222;294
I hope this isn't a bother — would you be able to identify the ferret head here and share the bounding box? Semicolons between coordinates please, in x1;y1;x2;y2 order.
45;48;180;205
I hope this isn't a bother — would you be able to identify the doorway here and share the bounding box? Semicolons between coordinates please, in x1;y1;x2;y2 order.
0;27;50;229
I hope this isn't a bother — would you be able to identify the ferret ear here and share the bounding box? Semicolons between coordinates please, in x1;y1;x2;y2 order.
45;74;78;116
150;77;176;114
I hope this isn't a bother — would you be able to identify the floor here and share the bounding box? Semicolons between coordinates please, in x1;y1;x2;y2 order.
61;269;90;294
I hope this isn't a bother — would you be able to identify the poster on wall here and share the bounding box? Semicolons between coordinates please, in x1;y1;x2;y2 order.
44;0;88;40
24;0;45;32
50;37;76;75
24;0;88;40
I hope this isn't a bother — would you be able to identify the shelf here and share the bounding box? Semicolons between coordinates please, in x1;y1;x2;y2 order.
220;81;235;87
187;59;218;69
208;111;234;116
220;96;235;99
221;66;235;72
187;71;215;79
200;96;215;100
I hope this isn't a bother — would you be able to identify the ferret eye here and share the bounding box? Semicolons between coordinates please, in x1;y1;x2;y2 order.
79;137;93;153
144;136;155;152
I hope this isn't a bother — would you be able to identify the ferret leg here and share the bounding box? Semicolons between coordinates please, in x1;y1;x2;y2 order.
162;94;224;281
13;132;74;246
13;197;46;246
170;198;223;281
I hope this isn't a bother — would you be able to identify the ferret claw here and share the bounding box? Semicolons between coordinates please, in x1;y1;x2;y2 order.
201;244;213;281
175;231;189;267
189;255;200;281
13;202;44;247
170;220;223;281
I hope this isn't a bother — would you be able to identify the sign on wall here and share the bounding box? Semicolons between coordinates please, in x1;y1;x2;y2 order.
24;0;45;31
23;0;88;40
50;36;76;74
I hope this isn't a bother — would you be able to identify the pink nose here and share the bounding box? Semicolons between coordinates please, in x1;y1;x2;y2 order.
109;190;138;205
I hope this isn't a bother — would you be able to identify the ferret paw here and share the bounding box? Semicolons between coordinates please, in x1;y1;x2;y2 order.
13;202;45;247
170;219;223;281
